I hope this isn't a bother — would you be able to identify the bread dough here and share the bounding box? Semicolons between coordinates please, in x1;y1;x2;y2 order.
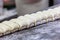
18;15;34;28
41;10;53;21
0;23;10;34
10;19;27;30
23;14;35;28
24;14;36;22
46;9;55;20
2;21;19;32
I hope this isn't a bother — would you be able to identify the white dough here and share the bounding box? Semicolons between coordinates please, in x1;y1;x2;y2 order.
10;19;27;30
0;23;10;33
18;16;24;20
23;14;35;27
24;14;36;22
18;14;37;26
2;21;19;31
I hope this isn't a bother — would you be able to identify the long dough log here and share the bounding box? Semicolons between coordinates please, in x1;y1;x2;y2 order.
0;6;60;36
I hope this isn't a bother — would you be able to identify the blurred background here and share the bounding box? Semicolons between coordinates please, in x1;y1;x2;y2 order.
0;0;60;22
3;0;15;9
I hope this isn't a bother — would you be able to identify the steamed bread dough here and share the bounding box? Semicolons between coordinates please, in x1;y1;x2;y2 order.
35;11;49;24
45;9;55;20
0;23;11;35
23;14;35;27
18;15;35;28
30;13;39;25
24;14;36;23
2;21;19;32
48;9;60;20
35;11;48;24
41;10;54;22
10;19;27;30
52;8;60;19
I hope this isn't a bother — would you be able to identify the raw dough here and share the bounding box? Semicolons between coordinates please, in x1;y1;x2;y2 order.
2;21;19;32
10;19;27;30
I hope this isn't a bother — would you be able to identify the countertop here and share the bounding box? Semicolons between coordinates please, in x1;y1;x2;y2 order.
0;4;60;40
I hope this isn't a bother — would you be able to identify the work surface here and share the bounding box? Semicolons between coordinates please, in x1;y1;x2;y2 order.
0;4;60;40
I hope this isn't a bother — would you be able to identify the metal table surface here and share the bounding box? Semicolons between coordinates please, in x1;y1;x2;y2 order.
0;4;60;40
